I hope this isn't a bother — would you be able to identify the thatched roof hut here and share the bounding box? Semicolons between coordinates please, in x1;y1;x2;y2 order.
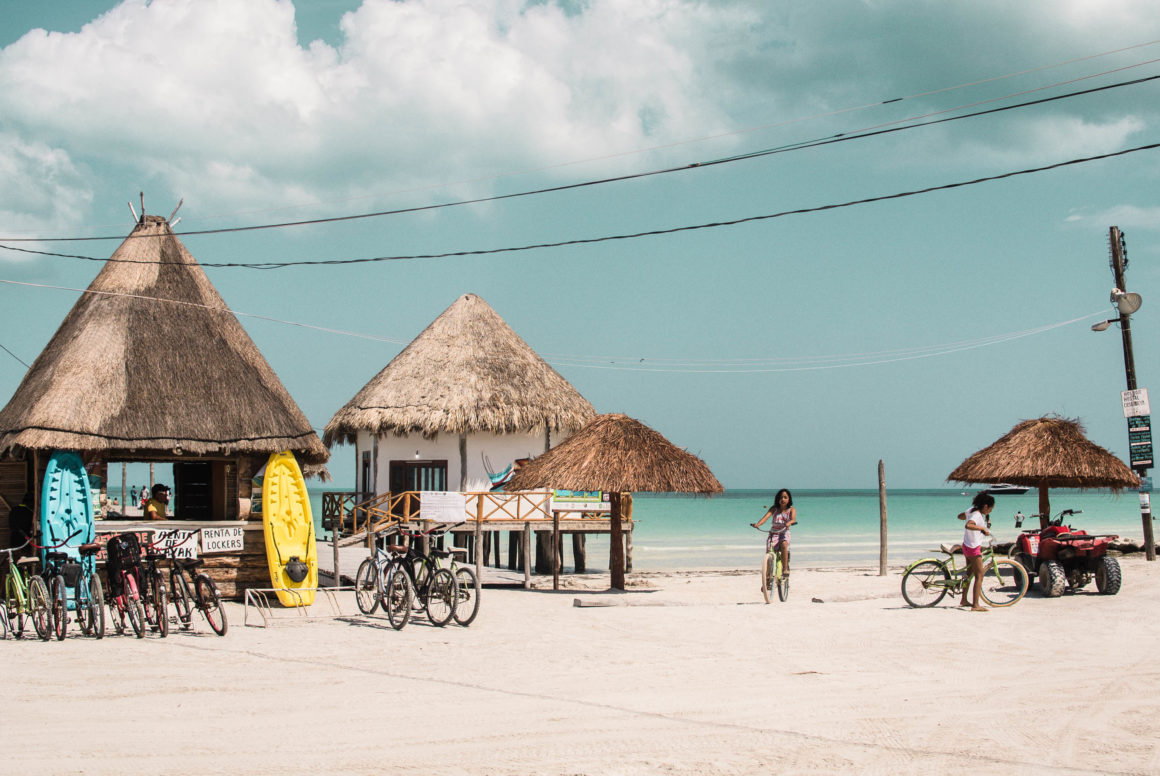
324;293;595;443
508;413;722;589
948;416;1138;526
507;413;723;495
0;215;327;465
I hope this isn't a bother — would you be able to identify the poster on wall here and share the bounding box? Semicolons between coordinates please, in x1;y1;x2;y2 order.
420;491;467;523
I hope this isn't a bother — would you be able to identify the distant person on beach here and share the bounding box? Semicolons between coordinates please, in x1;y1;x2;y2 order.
130;486;137;505
143;484;171;521
958;492;994;611
751;488;797;575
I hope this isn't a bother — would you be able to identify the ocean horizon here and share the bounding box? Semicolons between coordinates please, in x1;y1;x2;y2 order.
308;487;1153;571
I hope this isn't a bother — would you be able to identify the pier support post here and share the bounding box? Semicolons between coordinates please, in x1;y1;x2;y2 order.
523;523;532;589
878;460;888;576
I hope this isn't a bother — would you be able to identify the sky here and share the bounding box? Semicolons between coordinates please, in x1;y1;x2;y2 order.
0;0;1157;490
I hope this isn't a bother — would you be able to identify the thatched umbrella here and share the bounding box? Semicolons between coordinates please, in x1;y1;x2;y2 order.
507;413;723;589
0;215;328;466
948;416;1138;528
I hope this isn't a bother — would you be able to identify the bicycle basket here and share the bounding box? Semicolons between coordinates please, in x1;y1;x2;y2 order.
62;562;83;588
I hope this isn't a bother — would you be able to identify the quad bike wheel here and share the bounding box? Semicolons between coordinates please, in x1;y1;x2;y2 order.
1095;556;1122;595
1038;560;1066;598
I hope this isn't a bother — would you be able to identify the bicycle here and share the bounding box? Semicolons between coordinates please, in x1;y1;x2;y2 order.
164;531;227;636
140;533;175;638
409;521;479;626
104;532;147;638
393;523;459;627
753;524;790;603
1;540;51;640
355;529;414;630
33;529;83;641
73;542;105;639
901;539;1029;608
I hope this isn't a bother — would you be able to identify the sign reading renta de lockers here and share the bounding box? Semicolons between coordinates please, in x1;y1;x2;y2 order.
201;526;245;553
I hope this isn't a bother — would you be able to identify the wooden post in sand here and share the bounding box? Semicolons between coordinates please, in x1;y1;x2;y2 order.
609;492;625;590
475;494;484;582
878;460;888;576
523;522;532;589
552;510;560;590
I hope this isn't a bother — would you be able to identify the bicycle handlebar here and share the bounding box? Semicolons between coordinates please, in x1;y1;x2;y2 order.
31;529;83;551
0;538;32;555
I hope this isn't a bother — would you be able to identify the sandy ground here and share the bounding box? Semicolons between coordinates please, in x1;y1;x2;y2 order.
3;557;1160;776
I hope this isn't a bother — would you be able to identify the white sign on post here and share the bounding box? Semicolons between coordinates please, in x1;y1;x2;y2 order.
1122;388;1151;418
419;491;467;523
201;526;246;553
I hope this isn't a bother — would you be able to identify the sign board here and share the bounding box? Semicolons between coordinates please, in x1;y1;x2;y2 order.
419;491;467;523
1140;475;1153;494
200;526;245;554
1128;415;1153;470
550;490;610;512
152;529;198;559
1122;388;1150;418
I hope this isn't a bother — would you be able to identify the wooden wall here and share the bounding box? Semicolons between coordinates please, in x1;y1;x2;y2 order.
0;461;27;546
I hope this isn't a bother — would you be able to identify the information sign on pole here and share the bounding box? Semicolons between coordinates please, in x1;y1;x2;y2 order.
1128;415;1153;470
1122;387;1150;418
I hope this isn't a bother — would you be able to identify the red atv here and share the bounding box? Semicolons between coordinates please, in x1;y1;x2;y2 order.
1010;509;1122;597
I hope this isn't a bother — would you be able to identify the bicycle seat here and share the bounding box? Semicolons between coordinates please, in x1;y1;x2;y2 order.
174;558;204;570
430;548;451;558
447;547;468;558
16;556;38;566
45;551;69;563
940;543;962;555
78;543;102;557
386;544;408;554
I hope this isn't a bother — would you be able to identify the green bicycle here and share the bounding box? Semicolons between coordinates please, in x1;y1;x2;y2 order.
754;525;789;603
2;540;52;640
901;540;1029;608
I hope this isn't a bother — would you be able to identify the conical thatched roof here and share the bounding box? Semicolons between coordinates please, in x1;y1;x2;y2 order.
506;413;723;494
0;215;328;465
947;416;1138;490
324;293;595;444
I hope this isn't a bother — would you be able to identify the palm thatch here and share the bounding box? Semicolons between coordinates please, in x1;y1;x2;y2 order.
324;293;595;444
506;413;723;494
0;215;327;465
947;416;1138;491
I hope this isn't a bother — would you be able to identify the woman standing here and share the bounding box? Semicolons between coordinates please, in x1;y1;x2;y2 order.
959;492;994;611
752;488;797;576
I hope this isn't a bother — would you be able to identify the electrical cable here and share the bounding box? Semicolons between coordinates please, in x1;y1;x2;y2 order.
0;341;31;369
3;140;1158;270
2;66;1157;246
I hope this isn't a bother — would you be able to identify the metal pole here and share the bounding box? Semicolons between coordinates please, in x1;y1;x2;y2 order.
1109;226;1154;561
878;460;888;576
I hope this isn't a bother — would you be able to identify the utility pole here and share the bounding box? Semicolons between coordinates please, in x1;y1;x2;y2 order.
1108;227;1154;561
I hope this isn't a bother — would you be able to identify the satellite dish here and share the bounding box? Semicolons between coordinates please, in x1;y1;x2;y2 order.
1113;290;1143;316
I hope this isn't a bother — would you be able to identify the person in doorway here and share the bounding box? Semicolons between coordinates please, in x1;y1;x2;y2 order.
751;488;797;576
143;483;170;521
959;492;994;611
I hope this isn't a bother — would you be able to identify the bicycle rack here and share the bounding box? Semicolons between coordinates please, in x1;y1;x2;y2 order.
243;585;355;627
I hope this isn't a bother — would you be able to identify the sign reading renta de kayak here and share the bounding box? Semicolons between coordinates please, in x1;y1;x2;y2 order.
1122;388;1150;417
201;526;245;553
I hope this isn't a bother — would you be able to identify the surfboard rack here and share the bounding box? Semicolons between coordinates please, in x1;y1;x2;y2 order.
243;586;354;627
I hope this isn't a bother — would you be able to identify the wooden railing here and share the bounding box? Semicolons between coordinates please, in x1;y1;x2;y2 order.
325;490;567;539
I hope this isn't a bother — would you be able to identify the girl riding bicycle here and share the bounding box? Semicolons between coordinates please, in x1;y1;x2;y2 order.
752;488;796;576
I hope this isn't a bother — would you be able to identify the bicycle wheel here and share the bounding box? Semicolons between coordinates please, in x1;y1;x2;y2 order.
155;586;169;638
196;574;228;636
901;560;950;608
127;594;145;639
6;575;25;639
29;575;51;640
354;557;379;615
760;554;773;604
384;565;413;631
0;602;8;640
979;558;1028;608
74;577;93;636
89;574;105;639
51;575;68;641
424;568;457;627
776;553;790;602
171;571;193;629
452;566;480;626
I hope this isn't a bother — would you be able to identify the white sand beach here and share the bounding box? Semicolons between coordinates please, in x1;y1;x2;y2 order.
4;558;1160;776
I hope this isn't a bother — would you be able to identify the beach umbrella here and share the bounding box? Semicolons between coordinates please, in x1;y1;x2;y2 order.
506;413;723;589
947;416;1139;528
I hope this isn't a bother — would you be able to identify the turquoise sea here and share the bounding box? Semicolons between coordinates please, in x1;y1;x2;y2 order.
308;488;1152;571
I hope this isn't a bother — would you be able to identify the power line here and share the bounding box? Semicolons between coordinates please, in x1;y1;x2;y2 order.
0;276;1106;374
3;140;1158;269
2;66;1157;247
0;341;30;369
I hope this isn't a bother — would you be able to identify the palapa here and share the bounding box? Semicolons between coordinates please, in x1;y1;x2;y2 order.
948;416;1138;527
508;413;722;589
324;293;595;443
0;215;327;465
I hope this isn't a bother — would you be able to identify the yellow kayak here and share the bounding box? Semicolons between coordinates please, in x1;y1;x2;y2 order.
261;451;317;606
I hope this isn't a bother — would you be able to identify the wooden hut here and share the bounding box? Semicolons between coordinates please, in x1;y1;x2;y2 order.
507;413;723;589
948;416;1139;527
0;214;328;598
324;293;595;495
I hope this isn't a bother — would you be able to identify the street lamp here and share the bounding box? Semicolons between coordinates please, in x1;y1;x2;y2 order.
1094;227;1153;561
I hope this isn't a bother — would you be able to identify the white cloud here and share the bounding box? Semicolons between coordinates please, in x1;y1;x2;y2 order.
1066;204;1160;230
0;133;92;252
